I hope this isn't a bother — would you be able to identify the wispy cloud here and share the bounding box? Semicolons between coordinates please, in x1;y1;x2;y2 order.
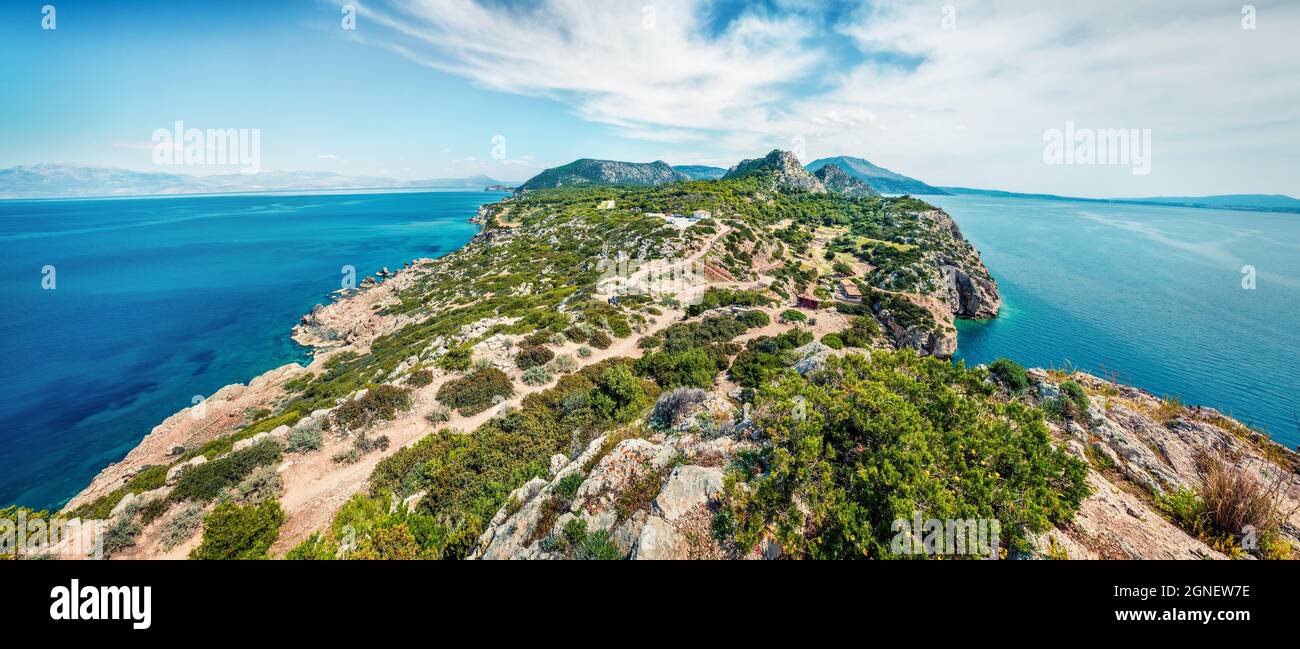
357;0;1300;195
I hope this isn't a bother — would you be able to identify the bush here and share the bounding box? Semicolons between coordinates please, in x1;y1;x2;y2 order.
159;504;204;550
577;346;593;358
405;369;434;388
169;441;282;503
651;387;708;429
218;465;282;505
839;316;879;348
332;385;412;432
636;347;726;389
424;407;451;426
1047;381;1091;423
553;472;585;501
588;330;612;350
522;366;553;386
190;499;284;560
988;358;1031;392
551;354;577;374
515;345;555;370
1199;456;1286;544
779;309;808;323
436;367;514;416
716;350;1089;558
138;498;169;526
285;425;323;453
103;516;141;557
737;309;770;328
820;333;844;350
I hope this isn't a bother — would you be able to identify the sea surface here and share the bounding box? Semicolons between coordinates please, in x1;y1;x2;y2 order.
0;190;491;510
925;195;1300;447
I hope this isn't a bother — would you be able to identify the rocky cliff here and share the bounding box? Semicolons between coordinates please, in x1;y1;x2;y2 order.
723;149;826;193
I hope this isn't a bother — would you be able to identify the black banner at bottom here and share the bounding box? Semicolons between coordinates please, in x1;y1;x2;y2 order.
1;559;1292;637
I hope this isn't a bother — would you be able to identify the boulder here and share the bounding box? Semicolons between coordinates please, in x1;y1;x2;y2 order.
635;516;687;560
653;465;723;522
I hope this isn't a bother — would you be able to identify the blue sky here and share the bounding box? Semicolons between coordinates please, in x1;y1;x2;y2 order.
2;0;1298;196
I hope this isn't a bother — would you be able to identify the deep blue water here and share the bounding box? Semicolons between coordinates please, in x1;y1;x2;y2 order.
0;191;489;510
926;195;1300;447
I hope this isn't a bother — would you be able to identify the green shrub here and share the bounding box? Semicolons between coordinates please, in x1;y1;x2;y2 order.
551;354;577;374
820;333;844;349
515;345;555;370
285;425;323;453
988;358;1031;392
405;369;434;388
169;441;282;503
839;316;879;348
779;309;808;323
522;366;553;386
332;385;412;432
159;504;204;550
716;350;1089;558
190;499;284;560
553;472;585;501
577;346;593;358
737;309;770;328
103;516;141;557
138;498;169;526
588;330;612;349
424;407;451;426
436;367;514;416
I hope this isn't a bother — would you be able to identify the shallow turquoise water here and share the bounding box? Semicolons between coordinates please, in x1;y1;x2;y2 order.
925;195;1300;447
0;191;491;509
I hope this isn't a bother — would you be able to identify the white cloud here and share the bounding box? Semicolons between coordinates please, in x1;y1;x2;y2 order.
359;0;1300;195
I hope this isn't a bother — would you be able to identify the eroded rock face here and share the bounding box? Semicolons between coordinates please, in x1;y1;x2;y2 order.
1019;370;1300;560
470;405;751;560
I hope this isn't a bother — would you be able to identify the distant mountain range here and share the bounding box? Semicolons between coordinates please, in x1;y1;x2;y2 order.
941;186;1300;213
517;159;687;191
0;164;510;199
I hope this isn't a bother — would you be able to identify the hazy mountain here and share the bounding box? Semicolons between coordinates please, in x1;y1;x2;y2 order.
723;150;826;193
941;186;1300;214
805;156;949;195
672;164;728;180
518;159;688;191
812;163;880;197
0;164;508;199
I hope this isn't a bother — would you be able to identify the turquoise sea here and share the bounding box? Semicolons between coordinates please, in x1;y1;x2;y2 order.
0;191;490;510
926;195;1300;448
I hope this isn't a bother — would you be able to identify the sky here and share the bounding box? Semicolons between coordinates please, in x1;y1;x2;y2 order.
1;0;1297;196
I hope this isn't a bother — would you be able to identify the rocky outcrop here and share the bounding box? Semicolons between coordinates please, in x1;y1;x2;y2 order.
812;163;880;197
723;150;826;194
1016;369;1300;560
470;390;752;560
